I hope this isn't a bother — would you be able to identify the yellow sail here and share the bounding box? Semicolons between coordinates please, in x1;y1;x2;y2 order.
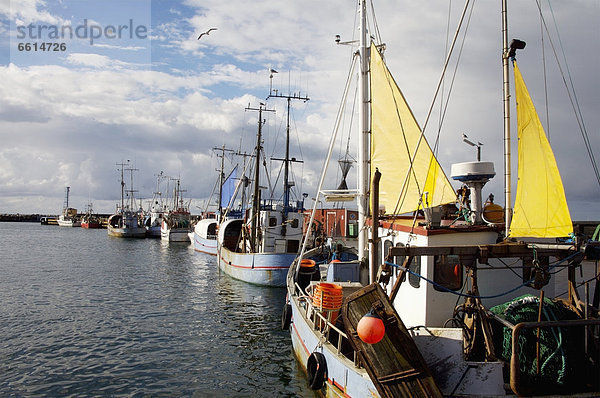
509;62;572;238
370;44;455;215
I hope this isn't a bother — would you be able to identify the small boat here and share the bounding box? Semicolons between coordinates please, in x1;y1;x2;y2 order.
192;217;218;254
286;2;599;397
57;187;81;227
192;151;241;255
107;161;146;238
80;202;101;229
161;178;192;242
144;203;165;238
217;97;307;287
144;172;167;238
40;216;58;225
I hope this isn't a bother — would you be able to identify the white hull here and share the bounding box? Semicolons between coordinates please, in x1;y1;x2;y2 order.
193;234;217;255
161;210;191;242
289;293;378;397
57;219;81;227
161;227;191;242
217;212;303;287
217;245;295;286
107;226;146;238
107;212;145;238
192;218;218;255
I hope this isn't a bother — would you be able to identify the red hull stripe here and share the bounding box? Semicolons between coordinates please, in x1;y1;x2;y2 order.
218;254;289;269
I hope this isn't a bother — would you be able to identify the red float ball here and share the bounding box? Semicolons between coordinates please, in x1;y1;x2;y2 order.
357;310;385;344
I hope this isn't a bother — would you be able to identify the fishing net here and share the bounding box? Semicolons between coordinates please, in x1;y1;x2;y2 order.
490;294;590;393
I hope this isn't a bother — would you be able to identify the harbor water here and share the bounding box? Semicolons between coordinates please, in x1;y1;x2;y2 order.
0;222;316;397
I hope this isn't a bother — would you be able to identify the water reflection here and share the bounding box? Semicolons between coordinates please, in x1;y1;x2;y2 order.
0;223;316;397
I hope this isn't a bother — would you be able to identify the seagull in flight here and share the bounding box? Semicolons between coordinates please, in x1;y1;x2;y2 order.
198;28;217;40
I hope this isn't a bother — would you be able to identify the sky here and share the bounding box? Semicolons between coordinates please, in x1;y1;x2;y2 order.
0;0;598;221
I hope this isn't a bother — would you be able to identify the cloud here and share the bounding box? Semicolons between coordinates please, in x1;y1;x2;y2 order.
0;0;598;220
93;43;145;51
66;52;112;67
1;0;66;25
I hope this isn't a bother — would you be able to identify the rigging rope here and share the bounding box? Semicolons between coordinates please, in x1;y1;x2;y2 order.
535;0;600;189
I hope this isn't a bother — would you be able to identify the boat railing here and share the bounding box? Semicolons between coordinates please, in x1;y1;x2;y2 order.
295;283;360;367
509;318;600;396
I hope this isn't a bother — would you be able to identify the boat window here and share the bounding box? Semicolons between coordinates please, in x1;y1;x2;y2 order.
290;219;299;228
208;224;216;235
269;217;277;227
287;239;299;253
408;256;421;289
383;240;393;259
433;254;462;291
394;242;406;267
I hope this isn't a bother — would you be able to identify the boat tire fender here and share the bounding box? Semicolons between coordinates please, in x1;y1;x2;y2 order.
281;303;292;330
307;352;327;390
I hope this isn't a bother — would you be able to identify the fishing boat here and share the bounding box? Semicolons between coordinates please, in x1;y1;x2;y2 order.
57;187;81;227
144;172;166;238
192;147;238;255
217;99;306;287
192;217;218;254
81;202;101;229
107;161;146;238
161;178;192;242
40;216;58;225
285;1;599;397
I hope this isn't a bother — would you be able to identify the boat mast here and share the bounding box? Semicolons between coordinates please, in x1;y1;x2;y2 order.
127;163;139;211
501;0;512;235
267;89;309;216
214;145;235;222
246;103;274;251
358;0;370;264
153;171;164;210
116;161;127;212
64;186;70;210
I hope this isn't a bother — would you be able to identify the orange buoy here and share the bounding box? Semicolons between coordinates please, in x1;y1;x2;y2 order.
483;202;504;224
301;259;316;268
357;310;385;344
297;259;320;293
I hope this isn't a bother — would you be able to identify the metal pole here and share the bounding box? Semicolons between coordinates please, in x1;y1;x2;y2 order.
502;0;513;236
357;0;370;261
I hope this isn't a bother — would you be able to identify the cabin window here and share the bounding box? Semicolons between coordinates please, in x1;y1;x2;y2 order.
383;240;393;260
408;256;421;289
394;242;406;267
287;239;299;253
433;254;462;291
269;217;277;227
290;219;299;229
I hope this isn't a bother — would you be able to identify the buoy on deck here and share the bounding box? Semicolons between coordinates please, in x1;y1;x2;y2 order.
357;309;385;344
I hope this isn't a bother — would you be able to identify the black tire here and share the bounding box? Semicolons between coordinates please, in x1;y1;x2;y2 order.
307;352;327;390
281;303;292;330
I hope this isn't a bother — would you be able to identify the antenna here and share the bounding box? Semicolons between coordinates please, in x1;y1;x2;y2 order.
462;133;483;161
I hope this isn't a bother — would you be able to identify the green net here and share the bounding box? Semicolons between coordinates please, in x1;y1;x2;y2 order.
490;294;588;393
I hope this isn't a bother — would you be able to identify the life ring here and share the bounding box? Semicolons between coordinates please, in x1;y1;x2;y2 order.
307;352;328;390
281;303;292;330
